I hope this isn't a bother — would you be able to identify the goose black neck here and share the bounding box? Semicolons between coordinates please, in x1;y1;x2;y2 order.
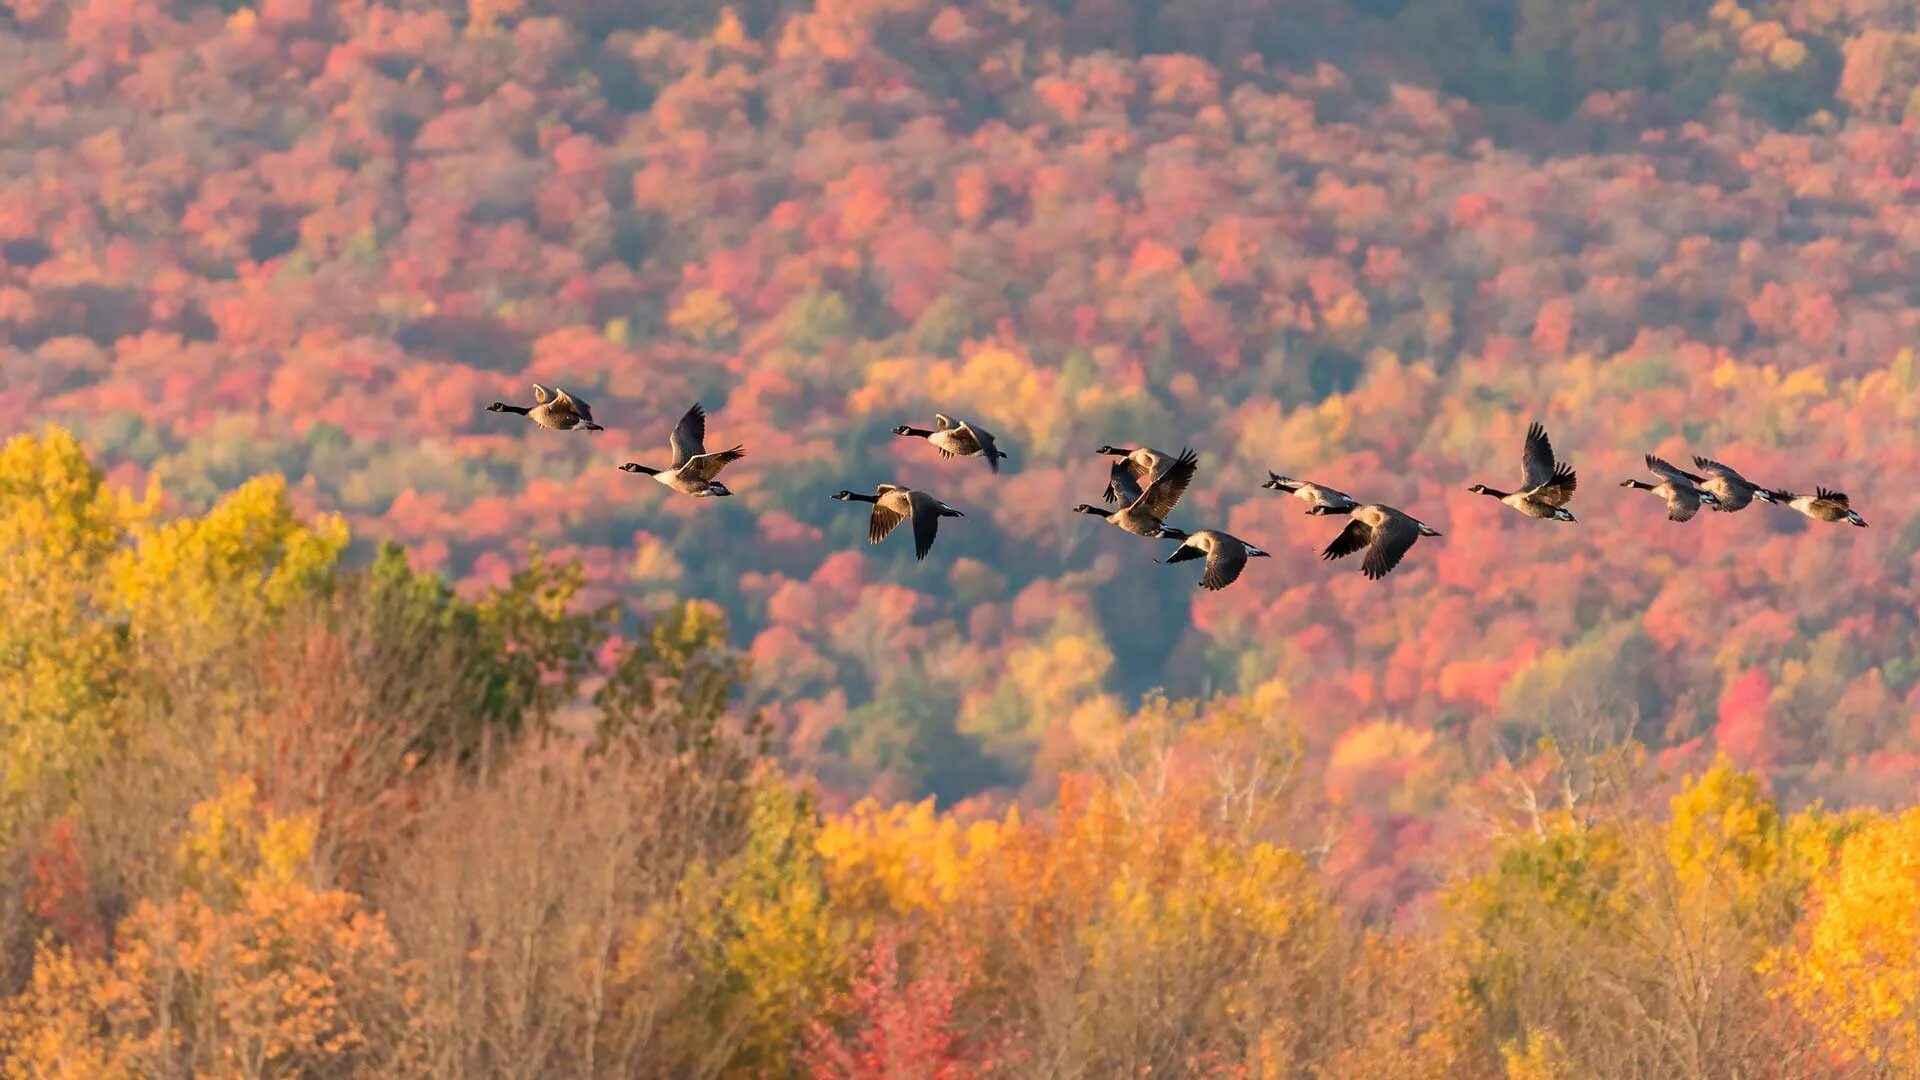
626;464;661;476
1623;480;1654;491
496;403;530;415
896;426;935;438
842;492;880;503
1476;487;1510;499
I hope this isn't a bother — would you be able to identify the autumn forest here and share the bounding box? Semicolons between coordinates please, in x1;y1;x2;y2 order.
3;0;1920;1073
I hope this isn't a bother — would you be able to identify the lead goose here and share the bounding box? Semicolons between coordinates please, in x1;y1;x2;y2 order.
1159;529;1271;590
619;402;744;497
1262;473;1359;514
893;414;1008;472
1097;445;1173;505
1469;421;1577;522
1769;486;1866;527
488;384;603;431
1073;447;1198;539
1313;503;1441;580
832;485;965;559
1621;454;1719;522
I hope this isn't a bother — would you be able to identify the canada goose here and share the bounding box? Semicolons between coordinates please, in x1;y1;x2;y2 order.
892;414;1008;472
1621;455;1720;522
1313;503;1441;580
1769;487;1867;527
1073;447;1198;539
1468;422;1577;522
619;403;744;497
1676;455;1774;512
488;384;603;431
1159;530;1270;590
1097;445;1173;505
1262;473;1359;514
831;485;965;559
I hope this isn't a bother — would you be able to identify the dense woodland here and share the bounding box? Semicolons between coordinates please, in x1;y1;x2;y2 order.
3;0;1920;1073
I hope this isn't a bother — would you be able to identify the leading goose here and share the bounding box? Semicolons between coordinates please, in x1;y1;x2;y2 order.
893;414;1008;472
1678;455;1774;512
831;484;965;559
1073;447;1198;539
619;402;745;497
1621;455;1720;522
1097;445;1173;505
1159;529;1270;590
1770;486;1867;527
1262;474;1360;514
488;384;603;431
1313;503;1441;580
1468;421;1577;522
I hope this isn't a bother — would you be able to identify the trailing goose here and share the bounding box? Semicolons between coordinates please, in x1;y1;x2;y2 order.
1073;447;1198;539
488;384;603;431
1468;422;1577;522
892;414;1008;472
619;403;744;497
1159;530;1270;591
1097;445;1173;505
831;484;965;559
1312;503;1441;580
1621;455;1720;522
1769;487;1867;527
1677;455;1774;512
1262;473;1359;514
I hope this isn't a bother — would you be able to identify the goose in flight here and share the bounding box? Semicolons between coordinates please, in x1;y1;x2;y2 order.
1074;447;1198;539
893;414;1008;472
1313;503;1441;580
1622;455;1719;522
1263;473;1359;514
1097;445;1174;505
1770;487;1866;527
1468;421;1577;522
831;485;966;559
1676;455;1774;512
488;384;602;431
619;402;744;496
1159;530;1271;590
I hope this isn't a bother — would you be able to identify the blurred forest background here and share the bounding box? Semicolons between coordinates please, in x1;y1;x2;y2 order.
4;0;1920;1073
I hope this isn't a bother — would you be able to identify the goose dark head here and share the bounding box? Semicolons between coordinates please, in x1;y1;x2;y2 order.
487;401;509;412
831;490;859;501
1095;445;1128;456
891;425;914;436
1154;526;1190;541
1554;508;1577;522
1699;491;1722;506
706;482;735;497
1071;503;1102;514
1848;510;1868;527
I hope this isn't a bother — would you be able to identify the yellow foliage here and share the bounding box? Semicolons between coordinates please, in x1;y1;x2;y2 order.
669;286;740;344
1663;760;1781;911
1502;1029;1585;1080
178;774;318;903
1778;808;1920;1070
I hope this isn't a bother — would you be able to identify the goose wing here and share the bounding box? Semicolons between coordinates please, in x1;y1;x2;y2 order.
1692;455;1748;484
1106;466;1145;507
1361;513;1421;580
1321;518;1374;562
1532;463;1577;508
1130;447;1198;522
683;446;745;481
1816;486;1849;507
1200;535;1249;590
554;387;592;422
1666;486;1702;523
670;403;708;469
957;421;1005;473
1521;422;1559;491
531;384;551;405
1646;454;1698;485
868;488;909;545
904;490;945;560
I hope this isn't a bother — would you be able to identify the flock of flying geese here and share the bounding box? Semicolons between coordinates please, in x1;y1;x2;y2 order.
488;387;1868;593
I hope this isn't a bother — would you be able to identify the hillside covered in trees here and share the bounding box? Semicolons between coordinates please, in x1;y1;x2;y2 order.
3;0;1920;1070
